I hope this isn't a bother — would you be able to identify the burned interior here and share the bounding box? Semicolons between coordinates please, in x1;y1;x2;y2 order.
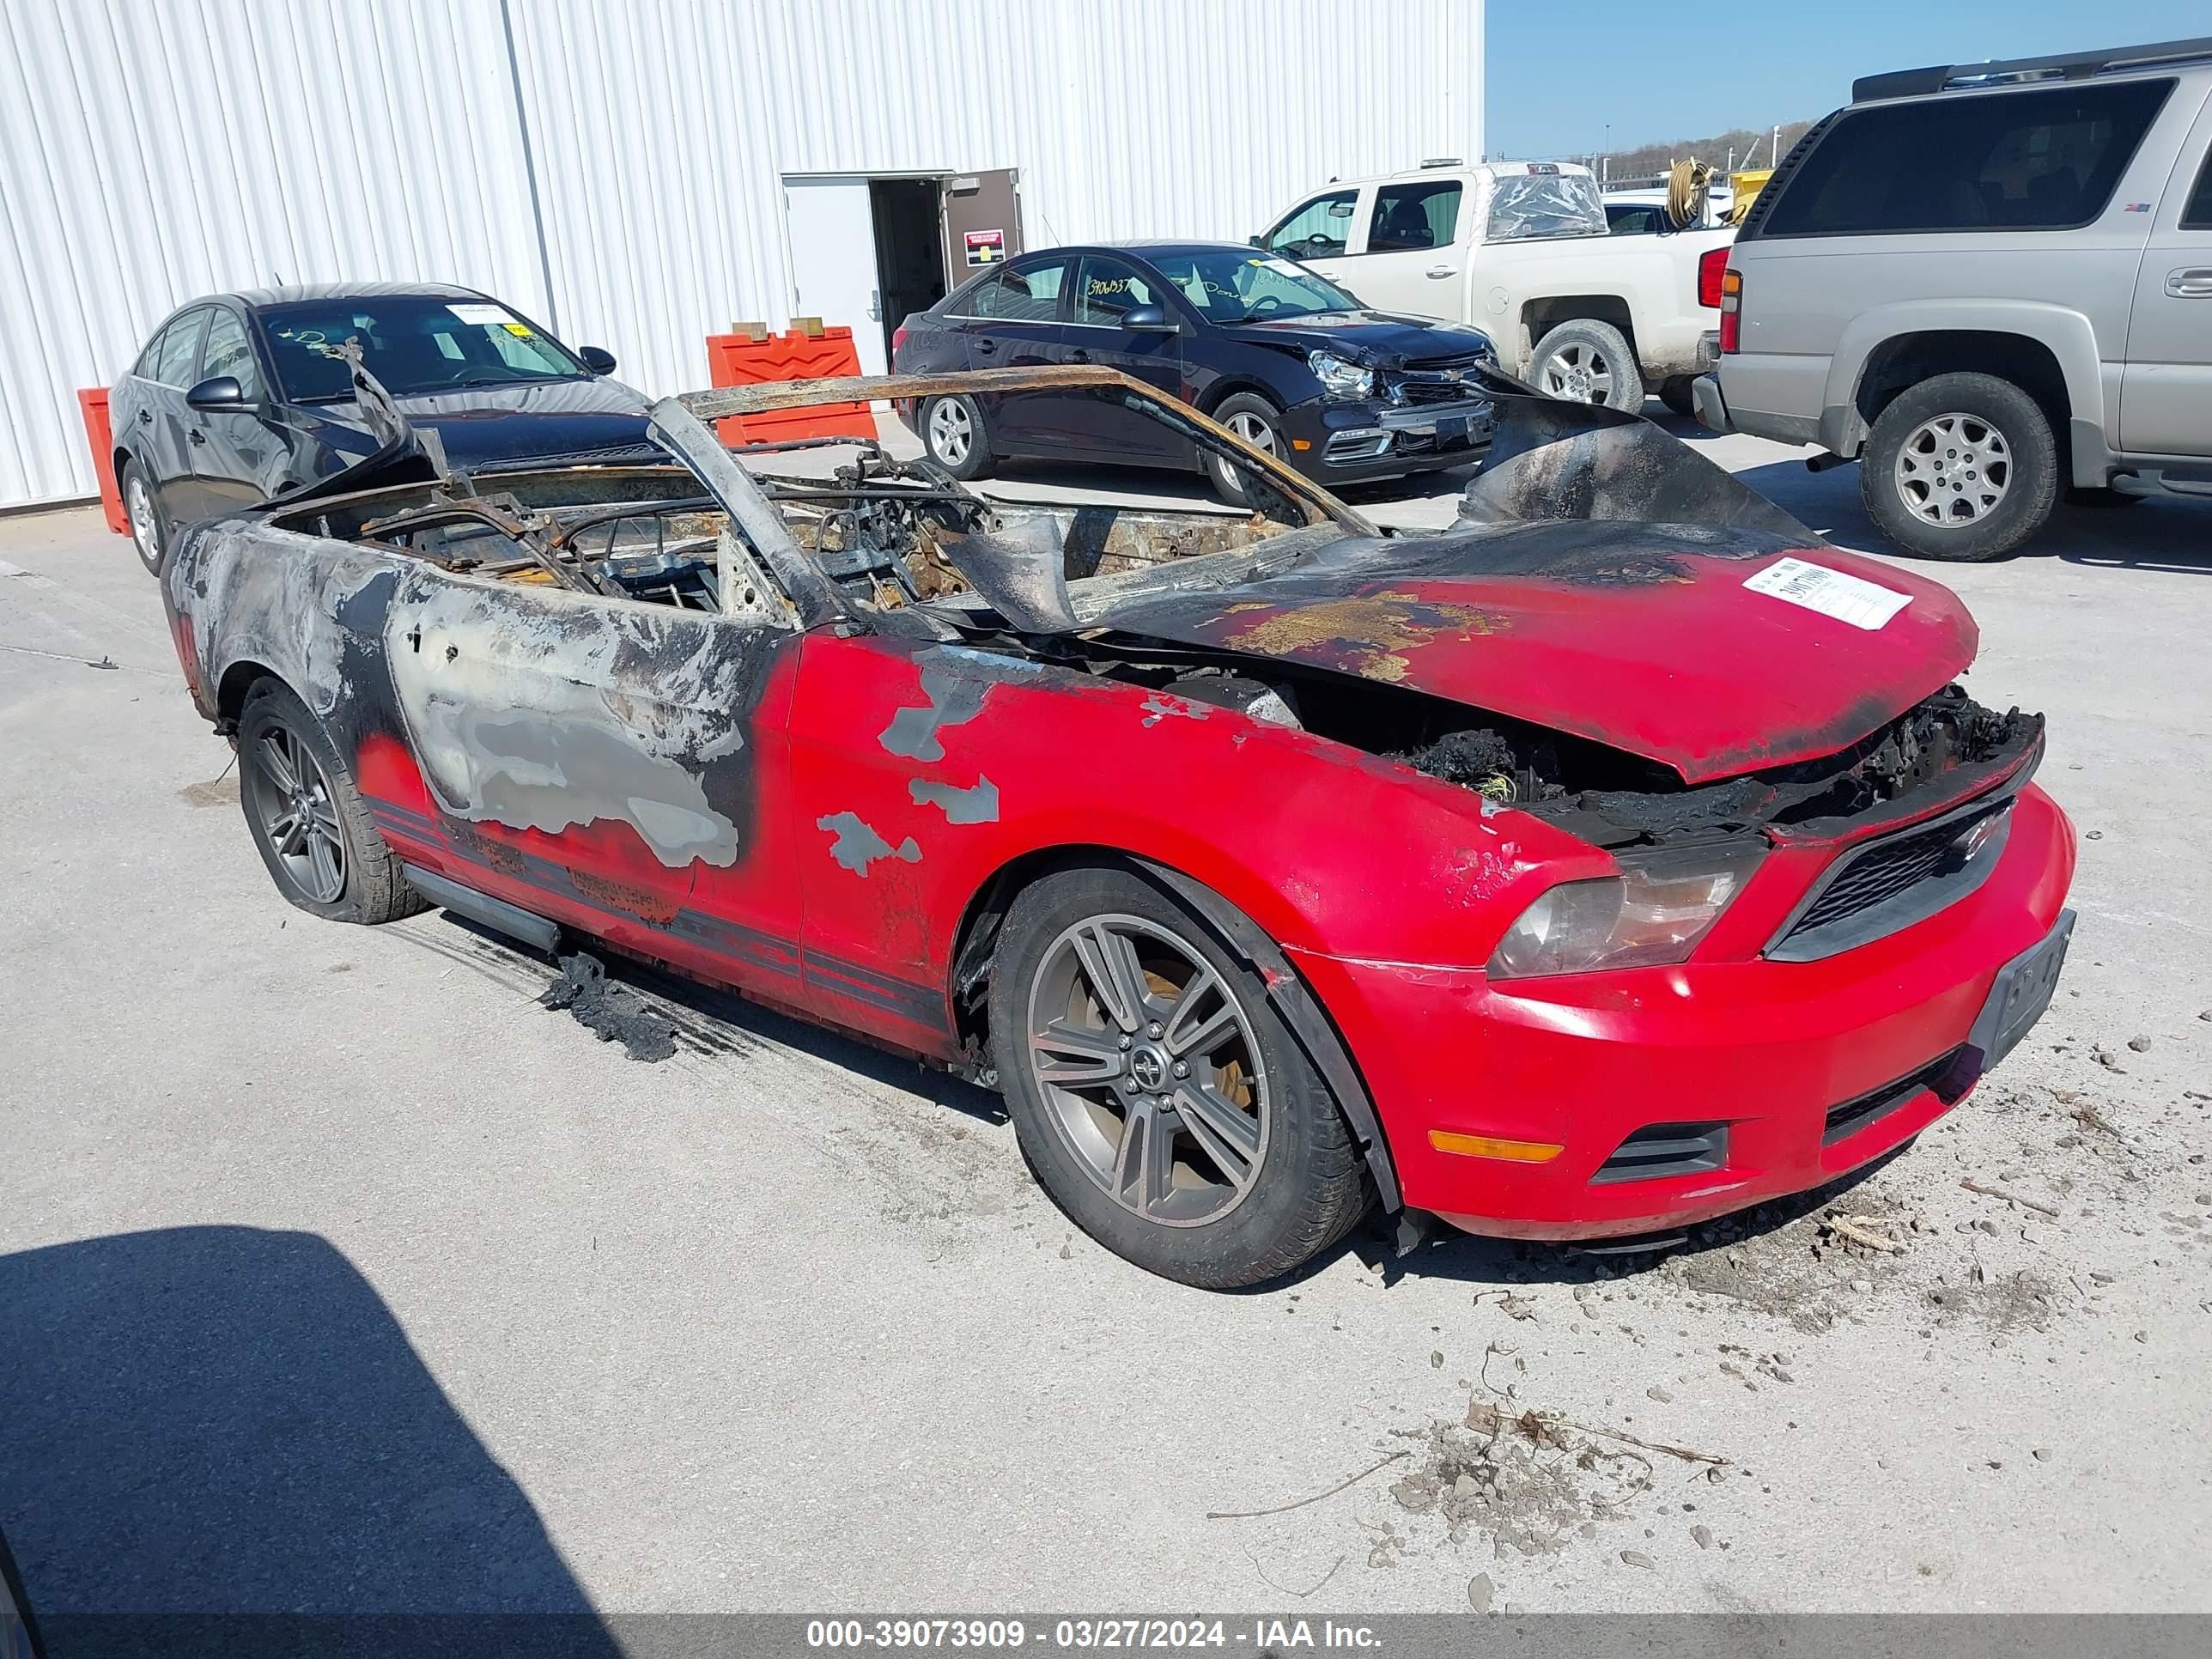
258;362;2039;871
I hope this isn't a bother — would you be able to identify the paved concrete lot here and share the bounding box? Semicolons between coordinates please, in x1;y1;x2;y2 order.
3;416;2209;1619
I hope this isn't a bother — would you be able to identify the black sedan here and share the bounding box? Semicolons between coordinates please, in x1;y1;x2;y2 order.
890;241;1497;503
109;283;652;574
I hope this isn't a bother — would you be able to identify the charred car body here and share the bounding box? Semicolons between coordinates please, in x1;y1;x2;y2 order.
161;360;2075;1288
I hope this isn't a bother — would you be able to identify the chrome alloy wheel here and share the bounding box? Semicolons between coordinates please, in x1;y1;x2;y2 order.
1024;914;1271;1226
1212;410;1278;491
1893;412;2011;525
927;398;975;466
248;723;347;903
1537;340;1613;404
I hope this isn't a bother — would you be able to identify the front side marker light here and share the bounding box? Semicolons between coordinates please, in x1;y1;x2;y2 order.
1428;1130;1566;1163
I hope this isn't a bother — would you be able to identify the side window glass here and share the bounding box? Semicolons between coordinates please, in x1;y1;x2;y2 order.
152;311;207;387
2182;145;2212;230
1264;191;1357;258
966;262;1066;320
1369;181;1462;252
1074;257;1158;325
199;311;263;398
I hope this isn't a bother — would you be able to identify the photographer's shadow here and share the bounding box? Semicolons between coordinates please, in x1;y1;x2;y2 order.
0;1225;616;1656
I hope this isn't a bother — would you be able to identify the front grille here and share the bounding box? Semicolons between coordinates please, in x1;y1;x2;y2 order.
1822;1046;1977;1146
1591;1121;1729;1184
1391;355;1491;404
1774;798;2011;957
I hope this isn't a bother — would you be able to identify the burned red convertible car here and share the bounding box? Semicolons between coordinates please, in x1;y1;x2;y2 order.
162;361;2075;1288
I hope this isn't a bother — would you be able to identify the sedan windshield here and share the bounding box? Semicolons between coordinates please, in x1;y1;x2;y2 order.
1144;250;1360;323
259;295;586;401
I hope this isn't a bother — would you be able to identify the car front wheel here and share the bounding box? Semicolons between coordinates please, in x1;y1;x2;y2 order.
1206;392;1286;507
988;864;1370;1288
120;460;166;576
1860;371;2057;562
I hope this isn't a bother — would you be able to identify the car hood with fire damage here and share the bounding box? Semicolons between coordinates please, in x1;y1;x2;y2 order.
957;380;1978;787
1095;523;1973;784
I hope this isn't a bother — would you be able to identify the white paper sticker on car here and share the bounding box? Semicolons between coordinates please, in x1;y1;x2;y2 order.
1743;556;1911;630
447;302;511;326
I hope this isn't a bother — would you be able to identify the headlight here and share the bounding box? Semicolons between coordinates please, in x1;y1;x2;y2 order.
1486;842;1765;979
1307;350;1373;399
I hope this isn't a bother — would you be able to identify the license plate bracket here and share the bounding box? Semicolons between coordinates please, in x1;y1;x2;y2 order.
1967;909;2075;1073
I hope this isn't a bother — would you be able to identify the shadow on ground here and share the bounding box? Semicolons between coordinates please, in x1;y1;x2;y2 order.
0;1225;617;1656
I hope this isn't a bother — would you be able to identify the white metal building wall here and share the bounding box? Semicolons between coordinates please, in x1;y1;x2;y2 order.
0;0;1482;509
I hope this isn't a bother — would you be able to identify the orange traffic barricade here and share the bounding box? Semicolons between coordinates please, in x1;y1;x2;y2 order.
77;388;128;533
704;321;878;447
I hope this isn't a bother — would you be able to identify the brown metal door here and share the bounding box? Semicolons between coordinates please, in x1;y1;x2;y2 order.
940;170;1024;288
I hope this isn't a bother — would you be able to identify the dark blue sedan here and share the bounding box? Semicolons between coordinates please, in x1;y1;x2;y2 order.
108;283;653;574
890;241;1498;503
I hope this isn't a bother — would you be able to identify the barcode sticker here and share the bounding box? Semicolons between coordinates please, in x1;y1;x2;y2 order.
1743;556;1911;630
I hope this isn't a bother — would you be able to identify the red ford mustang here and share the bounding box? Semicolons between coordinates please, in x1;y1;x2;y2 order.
161;363;2075;1288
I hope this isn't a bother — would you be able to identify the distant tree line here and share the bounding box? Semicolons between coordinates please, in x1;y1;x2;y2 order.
1602;121;1817;181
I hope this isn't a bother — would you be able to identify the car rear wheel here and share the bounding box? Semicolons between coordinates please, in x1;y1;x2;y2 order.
1206;392;1286;507
988;864;1370;1289
920;393;994;479
120;460;166;576
237;679;427;925
1527;319;1644;412
1861;372;2057;562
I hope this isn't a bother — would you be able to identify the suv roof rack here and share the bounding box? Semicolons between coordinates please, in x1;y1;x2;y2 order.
1853;36;2212;102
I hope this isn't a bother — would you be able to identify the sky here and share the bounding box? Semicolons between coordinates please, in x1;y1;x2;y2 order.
1486;2;2212;159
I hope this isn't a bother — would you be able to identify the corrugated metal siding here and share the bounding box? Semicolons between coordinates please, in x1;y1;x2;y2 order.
513;0;1485;399
1;0;1481;508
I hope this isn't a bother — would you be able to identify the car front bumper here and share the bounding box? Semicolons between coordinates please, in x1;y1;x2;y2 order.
1279;396;1496;483
1288;782;2077;1241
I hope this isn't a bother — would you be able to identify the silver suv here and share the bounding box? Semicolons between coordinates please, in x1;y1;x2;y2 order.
1696;38;2212;560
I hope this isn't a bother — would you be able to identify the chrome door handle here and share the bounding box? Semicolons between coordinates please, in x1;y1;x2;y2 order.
2167;268;2212;298
187;428;206;446
1426;264;1457;278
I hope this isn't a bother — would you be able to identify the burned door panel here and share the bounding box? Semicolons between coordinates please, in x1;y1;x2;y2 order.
375;569;807;996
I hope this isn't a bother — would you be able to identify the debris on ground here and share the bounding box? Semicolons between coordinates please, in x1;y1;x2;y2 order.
538;951;678;1061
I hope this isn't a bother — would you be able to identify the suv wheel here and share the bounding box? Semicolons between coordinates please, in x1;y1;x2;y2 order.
1861;372;2057;562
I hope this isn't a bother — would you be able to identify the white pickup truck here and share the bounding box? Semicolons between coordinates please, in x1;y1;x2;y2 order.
1257;161;1734;415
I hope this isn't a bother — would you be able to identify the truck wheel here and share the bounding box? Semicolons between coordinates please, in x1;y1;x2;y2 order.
1861;372;2057;562
919;394;994;480
988;864;1370;1289
1659;376;1698;418
1527;319;1644;412
237;678;427;925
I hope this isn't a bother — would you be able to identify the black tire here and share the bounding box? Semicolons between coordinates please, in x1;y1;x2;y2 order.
1658;375;1698;418
1206;392;1288;507
236;679;427;925
1525;319;1644;412
1859;372;2058;562
118;458;167;576
917;393;994;479
987;864;1370;1289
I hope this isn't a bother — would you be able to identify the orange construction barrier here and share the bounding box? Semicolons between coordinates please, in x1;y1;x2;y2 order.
704;322;879;447
77;388;128;533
